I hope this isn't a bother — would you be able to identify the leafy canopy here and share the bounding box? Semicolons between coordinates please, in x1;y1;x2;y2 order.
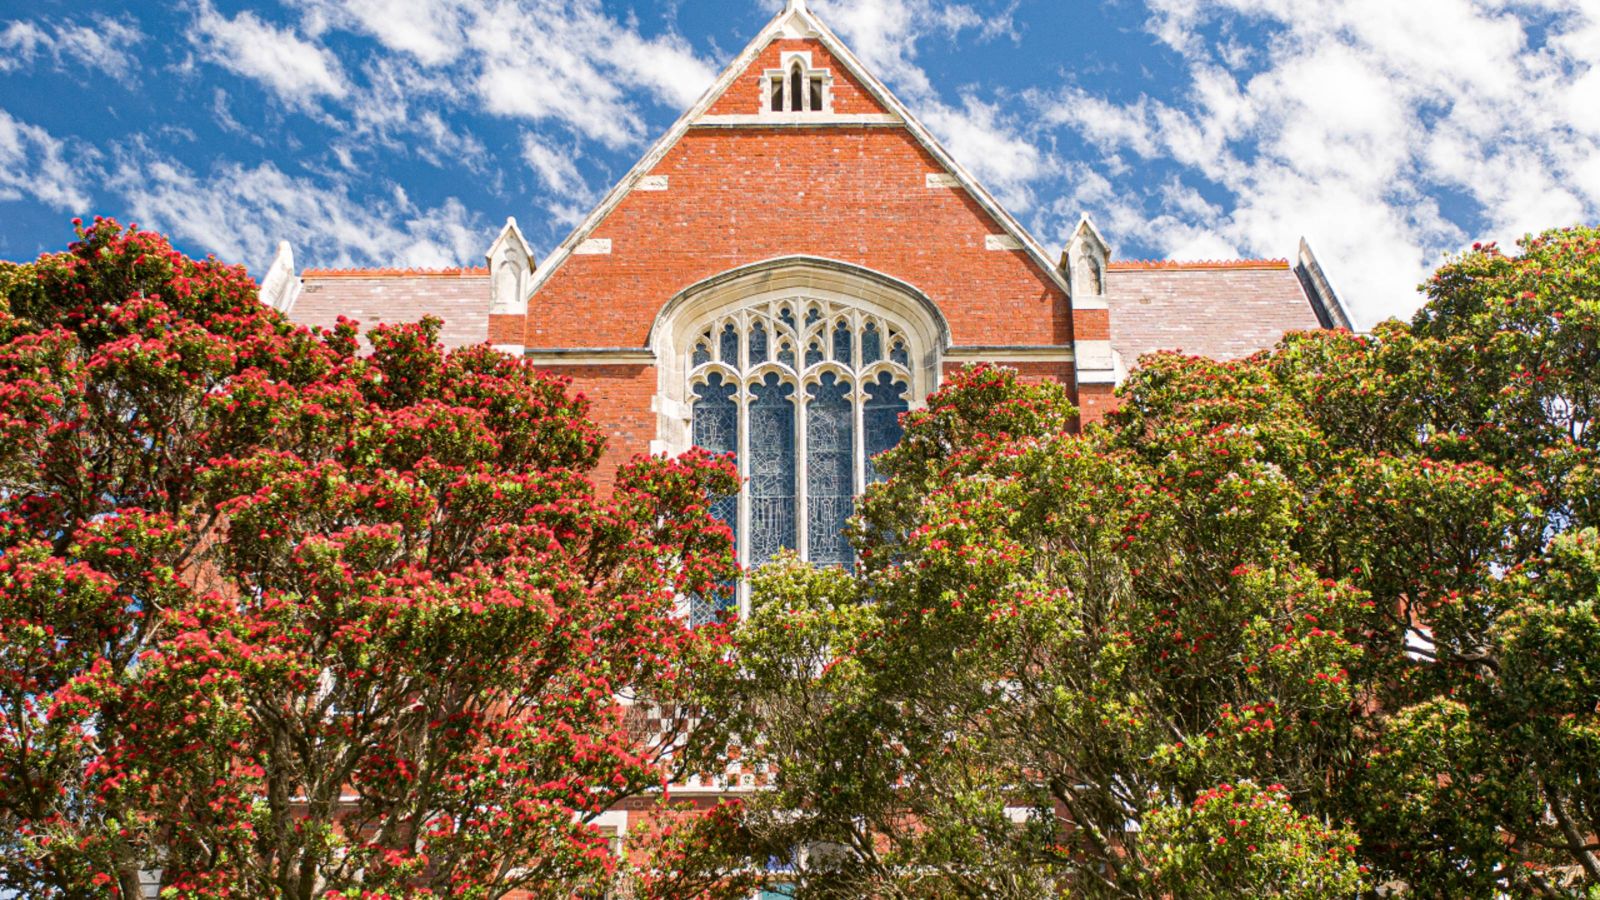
699;225;1600;898
0;219;739;899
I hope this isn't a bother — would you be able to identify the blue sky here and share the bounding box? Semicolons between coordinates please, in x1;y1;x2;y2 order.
1;0;1597;327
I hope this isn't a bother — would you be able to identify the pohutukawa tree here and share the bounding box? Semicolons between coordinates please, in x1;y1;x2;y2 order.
0;220;738;898
696;225;1600;898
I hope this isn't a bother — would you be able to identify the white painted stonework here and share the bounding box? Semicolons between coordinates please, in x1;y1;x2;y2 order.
258;241;302;314
925;173;962;188
485;217;535;318
636;175;669;191
985;234;1024;251
575;238;612;255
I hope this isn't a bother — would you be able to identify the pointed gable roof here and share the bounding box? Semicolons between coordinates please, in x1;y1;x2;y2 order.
524;0;1070;301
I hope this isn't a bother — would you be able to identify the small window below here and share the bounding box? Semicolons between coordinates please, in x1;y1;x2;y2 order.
790;64;805;112
764;56;830;115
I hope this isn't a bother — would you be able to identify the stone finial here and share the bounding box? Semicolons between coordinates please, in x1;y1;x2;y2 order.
485;217;536;317
259;240;303;314
1064;216;1110;301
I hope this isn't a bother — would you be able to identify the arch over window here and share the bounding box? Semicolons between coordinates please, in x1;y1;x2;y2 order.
652;258;944;621
765;53;831;115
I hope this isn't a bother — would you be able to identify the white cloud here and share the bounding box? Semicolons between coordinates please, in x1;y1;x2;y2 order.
810;0;1016;93
297;0;470;67
808;0;1043;210
337;57;486;168
189;1;348;108
279;0;718;149
521;131;585;197
1033;0;1600;326
108;148;485;272
0;21;47;73
0;110;92;211
920;94;1044;210
0;16;144;76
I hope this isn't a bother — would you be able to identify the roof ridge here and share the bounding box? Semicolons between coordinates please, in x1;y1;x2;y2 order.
1108;259;1290;271
300;266;490;278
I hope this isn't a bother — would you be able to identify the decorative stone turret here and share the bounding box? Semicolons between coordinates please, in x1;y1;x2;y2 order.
485;217;535;355
1064;215;1109;304
258;240;303;314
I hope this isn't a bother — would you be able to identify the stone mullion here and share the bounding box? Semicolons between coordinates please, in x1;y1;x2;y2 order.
795;373;809;565
736;377;752;619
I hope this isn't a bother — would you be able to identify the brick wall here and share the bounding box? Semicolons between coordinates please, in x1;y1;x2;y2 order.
527;127;1070;351
556;364;658;492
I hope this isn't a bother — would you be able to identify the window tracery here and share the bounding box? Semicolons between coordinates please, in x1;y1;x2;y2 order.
767;55;830;114
686;297;914;623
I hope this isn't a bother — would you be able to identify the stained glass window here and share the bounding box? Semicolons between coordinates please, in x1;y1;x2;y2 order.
686;298;920;613
691;373;739;626
720;323;740;370
748;374;796;565
750;321;769;364
890;339;909;368
864;372;909;484
807;373;854;566
832;320;852;364
804;341;824;369
861;322;882;364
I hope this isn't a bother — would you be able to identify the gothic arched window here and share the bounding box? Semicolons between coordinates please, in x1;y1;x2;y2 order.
766;55;830;115
686;297;913;623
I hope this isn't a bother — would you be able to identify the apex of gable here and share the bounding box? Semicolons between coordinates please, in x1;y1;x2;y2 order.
777;0;821;38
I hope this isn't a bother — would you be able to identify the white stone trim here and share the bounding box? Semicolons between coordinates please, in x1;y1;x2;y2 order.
945;344;1073;363
759;49;834;119
490;343;524;356
1074;339;1114;371
258;240;302;314
695;113;901;127
485;217;535;316
1075;339;1119;384
1063;216;1110;312
985;234;1024;251
925;172;962;188
524;348;654;365
636;175;669;191
651;256;946;462
574;238;612;255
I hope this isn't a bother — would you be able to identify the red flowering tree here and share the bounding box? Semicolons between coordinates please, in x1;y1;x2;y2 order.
705;227;1600;896
0;220;738;898
702;366;1375;896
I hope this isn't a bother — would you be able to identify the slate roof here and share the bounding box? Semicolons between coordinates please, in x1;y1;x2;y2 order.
287;268;491;350
1105;259;1328;367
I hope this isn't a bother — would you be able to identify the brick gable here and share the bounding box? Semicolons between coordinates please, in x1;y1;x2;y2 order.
705;38;889;117
525;127;1069;350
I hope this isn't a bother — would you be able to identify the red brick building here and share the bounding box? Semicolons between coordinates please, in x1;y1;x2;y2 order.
257;0;1351;859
